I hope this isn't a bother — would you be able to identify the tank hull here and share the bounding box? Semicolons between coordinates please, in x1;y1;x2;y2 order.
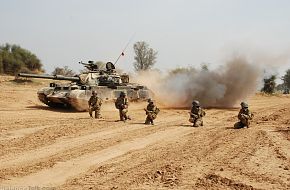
37;86;153;111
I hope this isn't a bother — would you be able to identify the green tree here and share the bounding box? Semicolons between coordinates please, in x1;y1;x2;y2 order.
95;61;106;70
52;66;75;76
0;43;43;74
133;41;157;71
261;75;276;94
282;69;290;89
201;63;209;71
0;55;3;73
169;66;196;75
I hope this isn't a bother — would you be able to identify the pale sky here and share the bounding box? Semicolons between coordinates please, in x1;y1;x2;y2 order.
1;0;290;75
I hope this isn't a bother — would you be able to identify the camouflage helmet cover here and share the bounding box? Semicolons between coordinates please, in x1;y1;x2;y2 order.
240;102;248;108
192;100;200;106
92;90;97;95
147;98;153;103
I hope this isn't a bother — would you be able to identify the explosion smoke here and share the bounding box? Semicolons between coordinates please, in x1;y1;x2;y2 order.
133;56;261;108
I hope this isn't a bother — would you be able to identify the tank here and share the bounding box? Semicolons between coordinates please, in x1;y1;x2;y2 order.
18;61;153;111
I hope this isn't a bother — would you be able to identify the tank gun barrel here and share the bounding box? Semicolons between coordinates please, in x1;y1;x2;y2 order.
18;73;80;81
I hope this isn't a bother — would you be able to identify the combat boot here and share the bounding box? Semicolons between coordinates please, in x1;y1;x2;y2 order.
145;117;150;125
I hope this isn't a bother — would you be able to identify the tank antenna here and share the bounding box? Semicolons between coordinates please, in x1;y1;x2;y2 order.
114;33;135;66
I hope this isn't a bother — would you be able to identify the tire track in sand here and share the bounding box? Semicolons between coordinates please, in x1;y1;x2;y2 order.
0;116;180;169
0;127;193;187
0;125;49;141
0;125;143;169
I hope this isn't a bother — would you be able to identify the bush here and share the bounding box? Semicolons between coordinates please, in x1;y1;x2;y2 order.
52;66;75;76
261;75;276;94
0;43;43;75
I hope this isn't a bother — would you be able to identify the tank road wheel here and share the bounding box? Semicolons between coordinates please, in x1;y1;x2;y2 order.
47;102;70;109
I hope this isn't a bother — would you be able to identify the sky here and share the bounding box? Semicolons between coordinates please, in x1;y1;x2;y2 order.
1;0;290;77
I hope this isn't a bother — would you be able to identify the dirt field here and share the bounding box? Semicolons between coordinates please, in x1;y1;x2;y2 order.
0;76;289;190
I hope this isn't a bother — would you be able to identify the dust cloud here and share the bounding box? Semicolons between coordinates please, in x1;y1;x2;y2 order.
132;56;262;108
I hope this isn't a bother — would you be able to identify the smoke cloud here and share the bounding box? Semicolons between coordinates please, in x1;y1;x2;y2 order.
132;56;262;108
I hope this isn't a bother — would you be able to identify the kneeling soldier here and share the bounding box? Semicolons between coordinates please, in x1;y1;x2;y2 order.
189;100;206;127
88;91;103;119
234;102;254;129
144;99;160;125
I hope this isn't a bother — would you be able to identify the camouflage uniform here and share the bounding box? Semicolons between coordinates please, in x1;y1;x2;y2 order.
189;100;206;127
115;92;130;121
144;99;159;125
235;102;253;128
88;91;103;119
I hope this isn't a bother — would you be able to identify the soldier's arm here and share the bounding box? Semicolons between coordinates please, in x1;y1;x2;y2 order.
125;98;129;106
121;98;128;108
241;114;249;120
201;109;206;117
238;110;243;120
249;112;254;119
190;113;198;119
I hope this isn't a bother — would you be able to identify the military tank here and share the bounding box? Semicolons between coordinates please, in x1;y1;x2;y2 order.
18;61;153;111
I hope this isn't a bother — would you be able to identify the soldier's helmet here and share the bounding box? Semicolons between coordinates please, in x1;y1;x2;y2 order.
192;100;200;107
240;102;248;108
92;91;97;95
120;91;126;97
148;98;154;104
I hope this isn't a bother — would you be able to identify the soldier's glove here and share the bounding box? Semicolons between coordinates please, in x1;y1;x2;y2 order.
241;114;249;119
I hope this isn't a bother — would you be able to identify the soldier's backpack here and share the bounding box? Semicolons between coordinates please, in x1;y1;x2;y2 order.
115;101;121;109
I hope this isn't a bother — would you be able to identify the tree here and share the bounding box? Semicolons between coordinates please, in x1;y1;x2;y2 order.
133;41;157;71
169;66;196;75
282;69;290;89
95;61;106;70
0;56;3;73
0;43;43;74
201;63;209;71
52;66;75;76
261;75;276;94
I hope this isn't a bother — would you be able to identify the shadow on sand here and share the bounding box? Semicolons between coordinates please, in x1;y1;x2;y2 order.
271;128;290;133
26;105;80;113
180;124;195;128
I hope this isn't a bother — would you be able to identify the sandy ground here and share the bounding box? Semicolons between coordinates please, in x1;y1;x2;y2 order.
0;76;289;190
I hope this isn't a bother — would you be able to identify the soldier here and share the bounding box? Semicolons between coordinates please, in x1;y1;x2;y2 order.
88;91;103;119
234;102;254;129
189;100;206;127
144;99;160;125
115;91;131;121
